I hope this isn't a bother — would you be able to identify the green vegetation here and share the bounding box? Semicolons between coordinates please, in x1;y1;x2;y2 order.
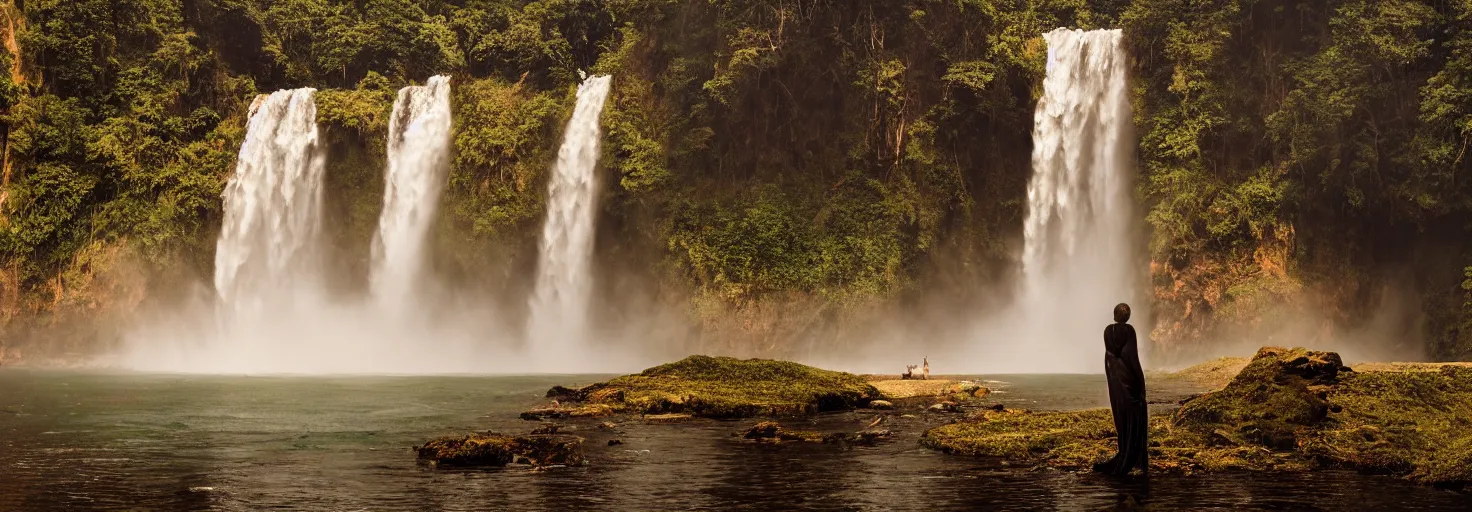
542;355;881;418
3;0;1472;361
1124;0;1472;358
922;347;1472;487
1154;356;1250;389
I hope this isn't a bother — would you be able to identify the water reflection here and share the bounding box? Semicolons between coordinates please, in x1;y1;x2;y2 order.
2;371;1468;511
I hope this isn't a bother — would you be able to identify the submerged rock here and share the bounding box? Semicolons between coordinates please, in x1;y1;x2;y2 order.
532;356;881;419
415;433;584;468
921;346;1472;487
740;421;893;445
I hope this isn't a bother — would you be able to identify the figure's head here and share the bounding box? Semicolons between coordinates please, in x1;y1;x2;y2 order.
1113;303;1131;323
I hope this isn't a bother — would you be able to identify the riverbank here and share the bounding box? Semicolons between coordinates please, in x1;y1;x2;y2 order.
922;347;1472;488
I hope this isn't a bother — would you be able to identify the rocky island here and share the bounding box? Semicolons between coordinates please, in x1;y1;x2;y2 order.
527;355;885;419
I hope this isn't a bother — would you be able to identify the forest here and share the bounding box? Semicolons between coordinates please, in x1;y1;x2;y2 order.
0;0;1469;364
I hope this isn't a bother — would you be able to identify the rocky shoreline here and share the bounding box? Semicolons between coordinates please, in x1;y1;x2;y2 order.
415;349;1472;489
922;347;1472;488
416;355;979;467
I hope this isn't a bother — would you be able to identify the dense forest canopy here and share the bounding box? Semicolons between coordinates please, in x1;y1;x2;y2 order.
0;0;1469;363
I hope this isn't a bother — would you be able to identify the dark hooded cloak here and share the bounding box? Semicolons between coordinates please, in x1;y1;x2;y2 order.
1094;303;1148;475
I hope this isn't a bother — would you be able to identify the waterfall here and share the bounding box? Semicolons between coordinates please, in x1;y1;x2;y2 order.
1016;28;1139;372
214;88;326;315
127;77;501;374
370;75;454;303
527;75;613;364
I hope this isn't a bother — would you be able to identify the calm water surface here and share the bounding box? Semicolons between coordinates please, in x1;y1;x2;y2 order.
1;370;1467;511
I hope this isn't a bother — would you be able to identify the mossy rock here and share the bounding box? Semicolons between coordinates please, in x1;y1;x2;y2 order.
520;403;614;420
741;420;893;445
415;433;584;468
538;355;882;419
922;347;1472;487
742;421;823;442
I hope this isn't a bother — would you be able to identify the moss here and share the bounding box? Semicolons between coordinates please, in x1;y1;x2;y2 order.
520;403;613;421
921;409;1120;468
1310;366;1472;486
540;355;881;419
1156;356;1250;389
868;379;978;400
415;433;584;468
922;347;1472;486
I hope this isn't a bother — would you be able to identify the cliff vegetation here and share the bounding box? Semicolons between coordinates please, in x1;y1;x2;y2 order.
2;0;1471;363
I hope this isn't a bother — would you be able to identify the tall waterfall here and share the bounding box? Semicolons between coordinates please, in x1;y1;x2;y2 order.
214;89;326;314
370;75;454;302
1016;28;1139;372
527;75;613;365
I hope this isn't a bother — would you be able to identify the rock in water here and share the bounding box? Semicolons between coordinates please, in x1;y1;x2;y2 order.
416;433;584;467
739;421;889;445
928;401;962;413
742;421;820;442
868;400;894;410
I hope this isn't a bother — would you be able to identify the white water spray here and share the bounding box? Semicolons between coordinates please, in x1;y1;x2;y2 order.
527;75;613;368
213;89;327;316
123;78;506;374
370;76;454;303
1012;28;1140;372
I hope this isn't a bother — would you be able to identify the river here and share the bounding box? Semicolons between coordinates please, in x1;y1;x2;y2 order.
1;371;1466;510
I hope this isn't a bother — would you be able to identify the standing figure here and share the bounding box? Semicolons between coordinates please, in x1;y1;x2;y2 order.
922;358;930;380
1094;302;1148;475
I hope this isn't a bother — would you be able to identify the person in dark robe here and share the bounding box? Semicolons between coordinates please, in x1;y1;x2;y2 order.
1094;302;1148;476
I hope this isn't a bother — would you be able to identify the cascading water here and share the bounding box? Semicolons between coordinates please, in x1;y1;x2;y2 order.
370;75;454;303
124;79;491;374
527;74;613;368
214;88;327;316
1014;28;1140;372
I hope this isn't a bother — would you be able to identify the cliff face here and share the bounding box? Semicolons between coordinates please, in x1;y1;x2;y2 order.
1;1;1470;365
1125;0;1472;362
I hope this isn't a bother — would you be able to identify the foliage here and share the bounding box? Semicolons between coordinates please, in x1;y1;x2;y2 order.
7;0;1472;361
1124;0;1472;357
445;75;566;239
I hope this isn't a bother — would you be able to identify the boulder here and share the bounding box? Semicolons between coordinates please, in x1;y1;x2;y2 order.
868;400;895;410
928;401;962;413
